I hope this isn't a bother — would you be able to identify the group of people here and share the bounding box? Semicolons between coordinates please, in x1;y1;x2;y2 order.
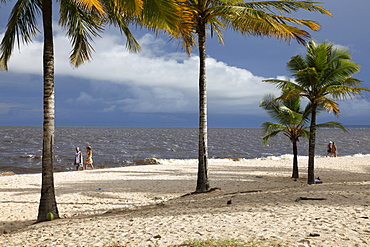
326;141;338;157
74;146;94;170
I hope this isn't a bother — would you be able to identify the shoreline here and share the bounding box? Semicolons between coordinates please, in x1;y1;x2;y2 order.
2;153;370;176
1;156;369;246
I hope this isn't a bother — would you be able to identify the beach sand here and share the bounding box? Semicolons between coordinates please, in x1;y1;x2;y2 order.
0;156;369;246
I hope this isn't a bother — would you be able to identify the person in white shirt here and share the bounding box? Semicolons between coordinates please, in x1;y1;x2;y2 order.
74;147;84;170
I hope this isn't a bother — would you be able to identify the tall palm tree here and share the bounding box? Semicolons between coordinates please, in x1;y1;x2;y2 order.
0;0;183;222
264;40;370;184
174;0;331;192
260;90;346;179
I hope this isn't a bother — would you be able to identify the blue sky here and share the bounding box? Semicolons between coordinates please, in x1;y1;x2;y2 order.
0;0;369;128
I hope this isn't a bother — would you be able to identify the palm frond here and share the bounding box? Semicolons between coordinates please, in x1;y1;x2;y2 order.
215;1;331;44
111;0;143;15
287;54;307;73
260;94;293;125
300;129;310;139
325;85;367;100
316;96;339;116
263;78;292;90
101;0;141;53
325;59;360;83
262;122;287;131
259;93;276;107
217;6;309;44
260;86;314;145
261;90;309;127
261;122;286;145
341;77;363;87
263;80;305;101
244;0;332;17
139;0;183;33
316;121;348;133
59;0;105;67
305;40;331;69
294;67;319;90
173;0;331;51
208;17;226;44
72;0;105;14
0;0;41;70
301;101;312;124
175;27;197;55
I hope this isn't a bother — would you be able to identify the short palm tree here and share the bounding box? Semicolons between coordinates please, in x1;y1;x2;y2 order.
264;40;370;184
260;90;346;179
0;0;183;222
174;0;331;192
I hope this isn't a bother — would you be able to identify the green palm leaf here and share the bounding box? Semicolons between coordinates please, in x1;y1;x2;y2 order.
59;0;105;67
0;0;41;70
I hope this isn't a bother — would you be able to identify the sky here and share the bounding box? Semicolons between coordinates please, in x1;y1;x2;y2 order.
0;0;369;128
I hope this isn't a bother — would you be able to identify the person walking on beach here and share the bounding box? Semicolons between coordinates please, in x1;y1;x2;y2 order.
85;146;94;170
326;141;333;157
74;147;84;171
332;142;338;157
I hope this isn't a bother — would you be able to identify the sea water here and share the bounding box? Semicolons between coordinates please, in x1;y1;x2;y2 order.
0;126;369;174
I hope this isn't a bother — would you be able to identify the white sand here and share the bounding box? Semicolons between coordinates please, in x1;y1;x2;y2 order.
0;156;369;246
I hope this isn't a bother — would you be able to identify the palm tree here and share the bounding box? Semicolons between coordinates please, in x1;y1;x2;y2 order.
260;90;346;179
264;40;370;184
0;0;183;222
174;0;331;192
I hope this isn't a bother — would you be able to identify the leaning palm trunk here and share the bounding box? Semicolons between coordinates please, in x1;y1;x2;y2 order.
292;140;299;179
37;0;59;222
307;103;318;184
195;20;209;192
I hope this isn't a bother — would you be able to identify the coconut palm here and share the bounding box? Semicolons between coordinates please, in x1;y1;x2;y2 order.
264;40;370;184
174;0;331;192
0;0;183;222
260;90;346;179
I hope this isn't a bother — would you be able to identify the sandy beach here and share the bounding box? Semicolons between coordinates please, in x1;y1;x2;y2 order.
0;156;369;246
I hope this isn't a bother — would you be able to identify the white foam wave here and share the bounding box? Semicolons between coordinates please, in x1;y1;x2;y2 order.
149;153;370;165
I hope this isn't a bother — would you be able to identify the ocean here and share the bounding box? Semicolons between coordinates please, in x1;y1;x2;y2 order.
0;126;369;174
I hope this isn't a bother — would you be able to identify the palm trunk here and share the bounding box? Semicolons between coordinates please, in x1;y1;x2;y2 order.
292;140;299;178
195;20;209;192
307;103;317;184
37;0;59;222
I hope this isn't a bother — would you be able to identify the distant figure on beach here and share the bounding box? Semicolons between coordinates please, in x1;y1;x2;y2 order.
332;142;338;157
326;141;333;157
85;146;94;170
326;141;338;157
74;147;84;171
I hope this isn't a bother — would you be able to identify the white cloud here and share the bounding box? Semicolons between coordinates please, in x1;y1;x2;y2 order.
0;103;18;114
3;29;368;117
338;98;370;117
66;92;95;105
114;86;192;113
3;30;281;115
102;105;116;113
76;92;95;105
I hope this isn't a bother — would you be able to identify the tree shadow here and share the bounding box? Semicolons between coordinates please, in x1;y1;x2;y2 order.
1;163;369;236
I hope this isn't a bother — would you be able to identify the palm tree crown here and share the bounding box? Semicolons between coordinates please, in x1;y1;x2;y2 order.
260;89;346;179
177;0;332;53
260;92;311;145
267;40;367;114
